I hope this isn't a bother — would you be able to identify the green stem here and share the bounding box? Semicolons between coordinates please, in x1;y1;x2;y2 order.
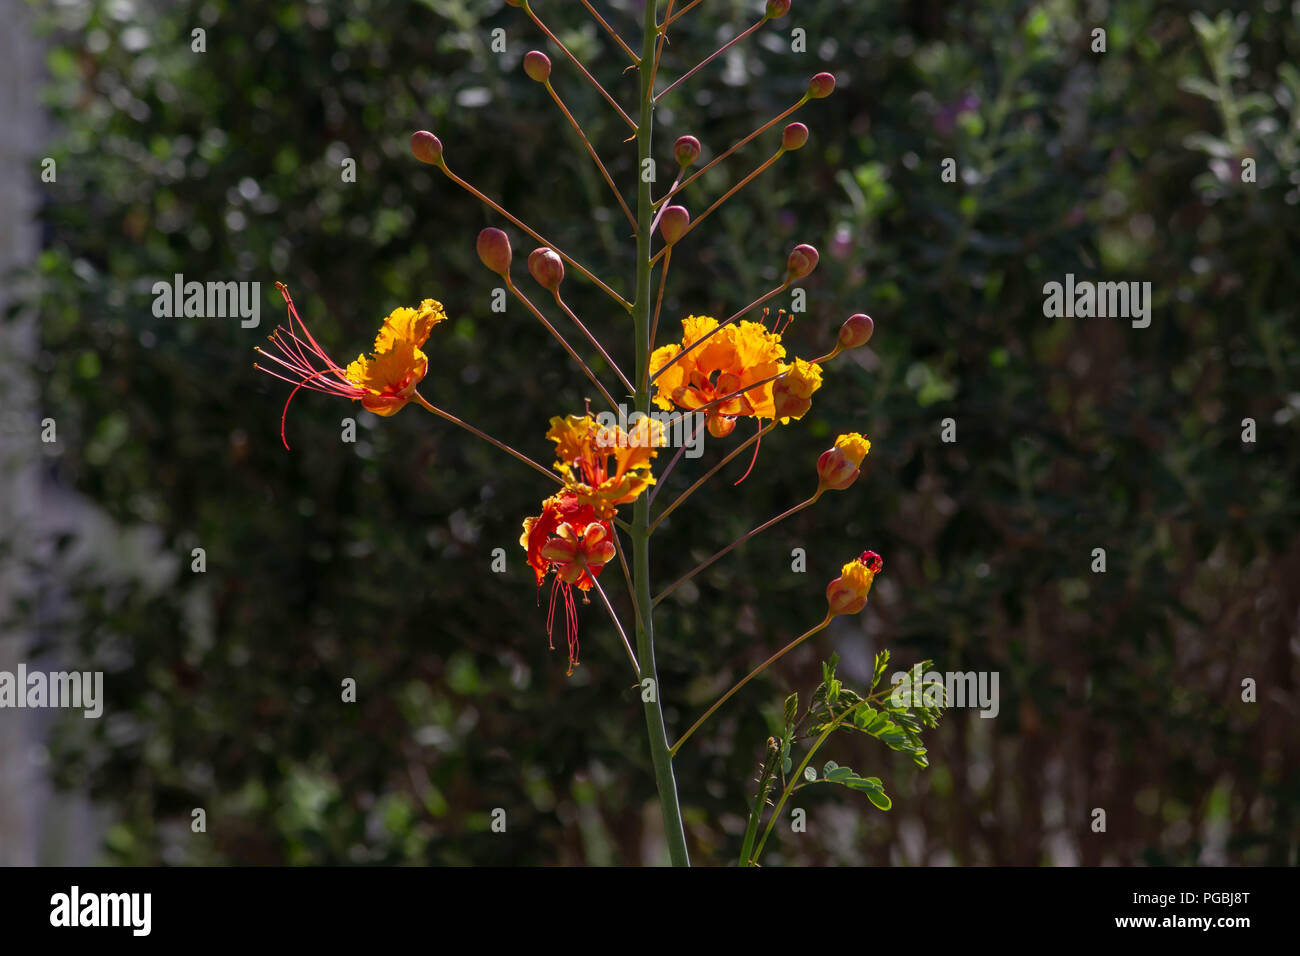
739;737;781;867
632;0;690;867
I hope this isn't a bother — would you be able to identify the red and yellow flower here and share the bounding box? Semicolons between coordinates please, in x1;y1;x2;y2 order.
816;431;871;492
826;550;883;616
255;283;447;448
546;413;665;518
520;491;617;674
649;315;788;438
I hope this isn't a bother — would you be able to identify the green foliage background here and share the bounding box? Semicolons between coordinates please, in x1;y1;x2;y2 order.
11;0;1299;864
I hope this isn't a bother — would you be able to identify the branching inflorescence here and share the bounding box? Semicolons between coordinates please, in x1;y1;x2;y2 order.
255;0;940;867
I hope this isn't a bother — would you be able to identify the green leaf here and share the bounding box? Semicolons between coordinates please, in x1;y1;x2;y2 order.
866;790;892;811
783;692;799;729
803;766;817;783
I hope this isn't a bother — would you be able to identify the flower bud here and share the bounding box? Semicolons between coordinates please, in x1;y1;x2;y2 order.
838;313;874;349
528;247;564;291
410;130;444;166
707;414;737;439
772;357;822;422
766;0;792;19
673;135;701;168
524;50;551;83
660;205;690;244
816;432;870;492
476;228;513;277
773;382;812;422
786;243;819;281
807;72;836;99
781;122;809;151
826;550;883;616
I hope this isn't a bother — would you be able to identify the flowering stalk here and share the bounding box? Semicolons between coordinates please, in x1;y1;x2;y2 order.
631;0;691;867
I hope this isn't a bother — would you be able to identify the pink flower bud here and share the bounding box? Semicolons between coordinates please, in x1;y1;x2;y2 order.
838;313;874;349
528;247;564;291
808;72;836;99
476;228;513;277
782;122;809;151
524;50;551;83
660;205;690;244
673;135;701;168
786;243;819;280
766;0;792;19
410;130;444;166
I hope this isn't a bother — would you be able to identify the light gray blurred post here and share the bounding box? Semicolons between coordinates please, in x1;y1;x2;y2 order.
0;0;45;866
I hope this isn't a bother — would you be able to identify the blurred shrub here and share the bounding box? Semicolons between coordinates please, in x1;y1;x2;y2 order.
12;0;1299;864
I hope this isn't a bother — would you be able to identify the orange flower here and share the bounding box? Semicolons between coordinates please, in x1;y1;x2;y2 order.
546;414;664;518
255;283;447;447
519;491;616;674
826;550;883;615
649;315;787;438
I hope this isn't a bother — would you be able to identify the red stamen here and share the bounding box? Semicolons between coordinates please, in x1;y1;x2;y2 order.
733;418;764;485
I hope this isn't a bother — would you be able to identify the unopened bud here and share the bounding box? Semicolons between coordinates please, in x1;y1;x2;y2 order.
707;414;737;439
524;50;551;83
528;247;564;291
660;206;690;244
410;131;444;166
766;0;792;19
825;550;882;616
838;313;874;349
476;228;513;277
673;135;701;168
782;122;809;151
772;381;812;421
816;432;870;492
786;243;819;281
808;72;836;99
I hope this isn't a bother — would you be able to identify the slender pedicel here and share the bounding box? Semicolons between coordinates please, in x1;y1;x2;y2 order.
411;131;632;312
412;392;559;485
670;611;831;756
515;0;638;131
579;0;640;64
653;494;820;606
477;228;620;410
524;52;637;230
656;3;788;102
649;420;778;533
